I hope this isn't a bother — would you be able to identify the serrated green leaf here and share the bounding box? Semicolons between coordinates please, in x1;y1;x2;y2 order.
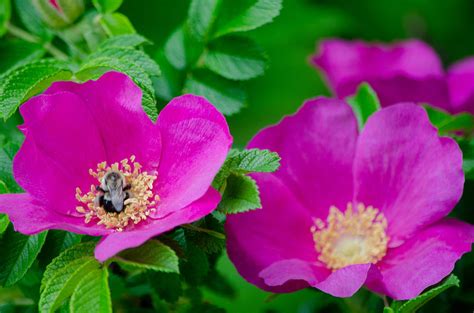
14;0;51;39
69;268;112;313
394;274;460;313
99;34;150;49
99;12;135;36
0;226;47;287
0;0;11;37
187;0;222;40
205;36;267;80
92;47;160;77
0;59;72;120
0;214;9;235
148;272;182;303
347;82;381;130
185;69;246;115
164;26;204;70
114;240;179;273
212;0;283;38
184;216;225;254
424;104;474;134
93;0;122;13
217;172;260;214
180;243;209;285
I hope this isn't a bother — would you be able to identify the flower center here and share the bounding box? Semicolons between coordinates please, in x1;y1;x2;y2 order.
75;155;159;232
311;203;389;270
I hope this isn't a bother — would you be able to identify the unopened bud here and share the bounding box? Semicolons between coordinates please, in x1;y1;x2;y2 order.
33;0;84;29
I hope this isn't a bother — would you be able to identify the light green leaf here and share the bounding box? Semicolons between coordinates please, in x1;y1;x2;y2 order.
99;12;135;36
164;26;203;70
346;82;381;130
92;47;160;77
153;50;183;101
394;274;460;313
70;268;112;313
424;105;474;134
0;226;47;286
0;0;11;37
205;36;267;80
99;34;150;49
217;172;260;214
0;59;72;120
114;240;179;273
212;0;283;38
187;0;221;40
93;0;122;13
0;214;9;235
184;69;246;115
14;0;52;39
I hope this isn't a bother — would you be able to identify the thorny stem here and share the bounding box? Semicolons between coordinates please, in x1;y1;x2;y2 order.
182;224;226;240
7;23;69;61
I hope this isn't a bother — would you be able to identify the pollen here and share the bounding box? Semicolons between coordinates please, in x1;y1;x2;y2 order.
311;203;389;270
75;156;159;231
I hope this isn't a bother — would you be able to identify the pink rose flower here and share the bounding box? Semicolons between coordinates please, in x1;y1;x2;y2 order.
226;98;474;299
0;72;232;261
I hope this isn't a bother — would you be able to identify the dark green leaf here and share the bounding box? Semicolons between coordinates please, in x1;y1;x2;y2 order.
180;244;209;285
184;69;246;115
212;0;283;38
38;230;82;269
0;225;47;286
0;40;45;73
148;272;182;303
217;172;260;214
205;36;268;80
346;82;381;130
92;0;122;13
99;34;150;49
0;0;11;37
187;0;221;40
0;59;72;120
204;269;236;298
69;268;112;313
0;214;8;235
114;240;179;273
99;13;135;36
186;302;225;313
0;143;21;193
184;216;225;254
424;105;474;134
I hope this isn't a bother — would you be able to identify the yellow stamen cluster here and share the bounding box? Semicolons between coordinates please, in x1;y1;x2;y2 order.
311;203;389;270
75;155;159;231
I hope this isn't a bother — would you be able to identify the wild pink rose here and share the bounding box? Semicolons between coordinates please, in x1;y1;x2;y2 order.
312;39;474;114
0;71;232;261
226;98;474;299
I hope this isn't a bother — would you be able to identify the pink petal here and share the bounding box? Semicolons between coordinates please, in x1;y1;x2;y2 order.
153;94;232;217
0;193;109;236
247;97;358;219
353;103;464;246
94;187;220;262
44;71;161;169
312;39;450;110
447;57;474;114
16;91;106;215
366;219;474;300
226;174;316;292
259;259;371;297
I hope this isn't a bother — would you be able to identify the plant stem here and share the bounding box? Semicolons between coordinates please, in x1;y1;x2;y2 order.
383;295;390;307
7;23;69;61
182;224;226;240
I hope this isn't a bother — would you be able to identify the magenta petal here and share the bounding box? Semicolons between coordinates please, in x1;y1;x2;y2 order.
16;92;106;215
247;97;357;218
0;193;109;236
259;260;370;297
312;39;450;110
153;94;232;217
366;219;474;300
353;103;464;246
94;187;220;262
44;71;161;168
447;57;474;114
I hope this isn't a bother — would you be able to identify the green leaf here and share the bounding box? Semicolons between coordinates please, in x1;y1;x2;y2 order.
99;13;135;36
38;230;82;269
69;268;112;313
148;272;182;303
187;0;222;40
164;26;204;70
184;69;246;115
0;214;9;236
394;274;460;313
424;105;474;134
0;40;45;73
212;0;283;38
0;59;72;120
92;47;160;77
0;225;47;286
0;0;11;37
383;308;395;313
92;0;122;13
114;240;179;273
184;216;225;254
346;82;381;130
99;34;150;49
180;243;209;285
0;144;21;193
153;50;183;101
217;172;260;214
205;36;267;80
14;0;52;39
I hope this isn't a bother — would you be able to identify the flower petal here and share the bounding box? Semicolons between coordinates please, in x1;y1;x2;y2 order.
366;219;474;300
353;103;464;246
153;94;232;217
94;187;220;262
16;91;106;215
0;193;109;236
247;97;357;218
259;259;370;297
447;57;474;114
312;39;450;110
226;174;315;292
44;71;161;168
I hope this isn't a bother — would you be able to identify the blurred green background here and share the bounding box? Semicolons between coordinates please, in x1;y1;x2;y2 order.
118;0;474;312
